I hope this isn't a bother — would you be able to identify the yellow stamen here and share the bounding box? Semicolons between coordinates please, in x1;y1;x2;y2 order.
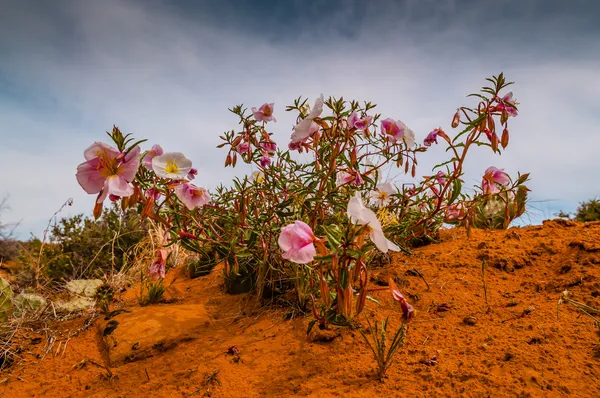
165;160;179;174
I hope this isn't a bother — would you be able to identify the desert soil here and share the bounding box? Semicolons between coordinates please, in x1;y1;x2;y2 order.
2;219;600;397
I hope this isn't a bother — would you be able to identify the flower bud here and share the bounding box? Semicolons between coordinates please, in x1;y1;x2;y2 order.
501;128;510;148
231;135;243;147
451;109;461;128
491;132;499;152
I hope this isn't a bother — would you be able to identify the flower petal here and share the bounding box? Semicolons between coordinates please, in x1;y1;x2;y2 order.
76;158;106;194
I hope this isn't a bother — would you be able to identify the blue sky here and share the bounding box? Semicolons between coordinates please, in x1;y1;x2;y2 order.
1;0;599;238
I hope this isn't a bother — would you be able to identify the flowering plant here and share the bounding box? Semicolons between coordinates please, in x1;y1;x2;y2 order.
75;74;529;328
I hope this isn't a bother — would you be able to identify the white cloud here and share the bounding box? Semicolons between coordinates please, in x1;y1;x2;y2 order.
0;0;598;237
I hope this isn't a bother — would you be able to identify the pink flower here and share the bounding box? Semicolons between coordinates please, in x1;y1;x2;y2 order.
424;129;440;147
252;103;276;123
381;119;415;147
497;92;518;117
348;112;372;131
288;141;302;151
142;144;164;170
259;154;272;168
145;188;161;201
445;203;466;222
483;128;496;143
236;142;251;154
389;277;415;320
290;95;323;144
434;171;447;185
174;183;211;210
381;118;405;141
260;140;277;153
482;166;511;195
187;168;198;180
278;221;317;264
336;171;354;186
76;142;141;204
148;249;168;280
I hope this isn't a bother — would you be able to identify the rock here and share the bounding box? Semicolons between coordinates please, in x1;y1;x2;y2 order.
53;296;95;314
99;304;211;367
13;293;47;317
309;327;341;342
0;278;13;323
65;279;103;297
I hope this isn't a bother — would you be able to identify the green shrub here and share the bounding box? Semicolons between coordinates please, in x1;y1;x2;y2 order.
574;198;600;222
18;203;147;281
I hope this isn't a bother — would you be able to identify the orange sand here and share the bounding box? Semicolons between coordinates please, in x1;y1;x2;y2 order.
2;219;600;397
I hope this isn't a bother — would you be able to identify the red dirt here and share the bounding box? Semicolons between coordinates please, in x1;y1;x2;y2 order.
2;219;600;397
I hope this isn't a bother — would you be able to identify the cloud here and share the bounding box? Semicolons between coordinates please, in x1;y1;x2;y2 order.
1;0;599;237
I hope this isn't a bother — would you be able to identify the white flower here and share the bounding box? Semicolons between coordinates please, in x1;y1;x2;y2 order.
400;121;415;148
152;152;193;179
369;182;396;207
347;192;400;253
250;170;264;183
290;94;324;144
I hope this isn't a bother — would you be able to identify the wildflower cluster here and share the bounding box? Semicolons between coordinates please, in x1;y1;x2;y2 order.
75;74;529;327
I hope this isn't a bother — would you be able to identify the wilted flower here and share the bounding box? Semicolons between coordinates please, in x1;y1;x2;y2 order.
497;92;518;117
445;203;466;222
336;170;363;187
434;171;447;185
259;154;272;168
76;142;141;203
252;103;276;123
348;112;372;131
336;171;353;186
174;183;211;210
152;152;193;180
278;220;317;264
389;277;415;320
236;142;251;154
187;168;198;180
369;182;396;207
424;129;441;147
290;95;324;144
145;188;161;201
148;249;168;280
142;144;164;170
260;140;277;153
482;166;510;195
347;193;400;253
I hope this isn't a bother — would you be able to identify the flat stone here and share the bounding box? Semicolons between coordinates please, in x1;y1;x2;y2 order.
99;304;210;367
13;293;47;317
53;296;95;313
65;279;103;297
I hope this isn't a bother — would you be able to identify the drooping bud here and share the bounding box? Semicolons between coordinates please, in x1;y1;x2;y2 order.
491;132;499;152
501;128;510;148
487;114;495;133
93;200;103;220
